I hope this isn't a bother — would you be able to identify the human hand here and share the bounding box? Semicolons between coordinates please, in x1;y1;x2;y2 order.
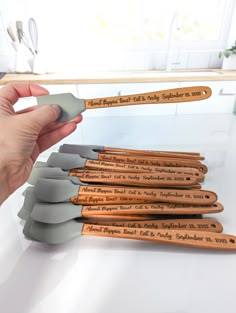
0;83;82;204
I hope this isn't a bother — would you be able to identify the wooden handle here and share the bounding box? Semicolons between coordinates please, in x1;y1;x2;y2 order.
78;161;205;182
69;170;197;187
82;224;236;251
90;218;223;233
85;86;211;109
71;194;152;205
82;214;154;220
97;153;208;173
103;147;205;161
81;202;224;215
77;186;217;205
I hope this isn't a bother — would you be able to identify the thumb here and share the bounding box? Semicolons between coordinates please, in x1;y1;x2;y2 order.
25;104;61;131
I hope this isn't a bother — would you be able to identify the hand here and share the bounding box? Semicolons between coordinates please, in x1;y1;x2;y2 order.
0;83;82;204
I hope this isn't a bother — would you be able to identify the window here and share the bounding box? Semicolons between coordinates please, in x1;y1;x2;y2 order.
2;0;236;71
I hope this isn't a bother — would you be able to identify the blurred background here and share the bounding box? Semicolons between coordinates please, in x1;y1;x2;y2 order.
1;0;236;73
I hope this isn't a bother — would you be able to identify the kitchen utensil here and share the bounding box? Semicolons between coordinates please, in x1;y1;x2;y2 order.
55;148;208;173
16;21;23;42
18;185;159;221
23;217;236;249
46;152;206;178
18;187;154;221
59;144;205;161
19;186;223;222
18;187;35;219
33;178;217;205
30;201;223;226
7;25;18;43
37;86;212;122
16;20;34;55
28;18;38;54
29;205;224;232
28;166;199;188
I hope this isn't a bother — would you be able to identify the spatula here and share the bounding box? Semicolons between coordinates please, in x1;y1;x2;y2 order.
46;152;205;180
33;178;217;205
59;144;205;161
29;204;223;232
23;217;236;250
28;166;198;188
19;186;223;223
30;201;223;224
37;86;211;122
17;187;35;219
18;187;156;221
18;184;159;220
55;148;208;173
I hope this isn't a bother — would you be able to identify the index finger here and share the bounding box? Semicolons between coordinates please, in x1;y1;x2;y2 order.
0;82;49;106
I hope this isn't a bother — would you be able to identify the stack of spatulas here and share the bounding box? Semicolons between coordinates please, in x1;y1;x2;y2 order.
18;144;236;250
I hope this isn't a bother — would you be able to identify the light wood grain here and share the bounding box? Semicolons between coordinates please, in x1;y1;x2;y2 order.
82;224;236;250
1;70;236;85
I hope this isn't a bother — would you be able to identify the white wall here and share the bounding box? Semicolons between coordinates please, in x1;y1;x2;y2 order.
0;0;235;73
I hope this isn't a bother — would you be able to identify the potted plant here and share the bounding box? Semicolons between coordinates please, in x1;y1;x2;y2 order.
219;41;236;70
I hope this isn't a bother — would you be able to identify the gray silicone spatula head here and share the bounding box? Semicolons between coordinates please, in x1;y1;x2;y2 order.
47;152;87;170
37;93;86;122
22;186;33;197
31;202;83;224
27;218;83;244
18;187;36;220
28;167;68;185
34;161;47;168
28;167;86;186
34;178;80;202
59;144;100;159
23;217;41;241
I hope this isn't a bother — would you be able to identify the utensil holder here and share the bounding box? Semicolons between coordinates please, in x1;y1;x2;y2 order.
32;53;47;74
12;43;33;73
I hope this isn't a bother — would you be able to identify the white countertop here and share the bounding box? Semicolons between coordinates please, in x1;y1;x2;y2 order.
1;69;236;85
0;113;236;313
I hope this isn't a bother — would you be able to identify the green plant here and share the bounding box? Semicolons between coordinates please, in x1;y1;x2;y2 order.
219;41;236;58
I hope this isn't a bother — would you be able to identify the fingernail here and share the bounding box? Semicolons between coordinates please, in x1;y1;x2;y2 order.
51;104;61;116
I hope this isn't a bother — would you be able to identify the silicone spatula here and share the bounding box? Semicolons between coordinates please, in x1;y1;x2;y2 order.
28;166;198;188
34;178;217;205
37;86;212;122
29;204;223;232
30;201;224;224
19;187;223;222
59;144;205;161
23;217;236;250
47;152;207;176
18;187;155;222
52;149;208;173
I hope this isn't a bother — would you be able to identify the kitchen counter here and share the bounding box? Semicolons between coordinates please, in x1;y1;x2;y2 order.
1;69;236;85
0;113;236;313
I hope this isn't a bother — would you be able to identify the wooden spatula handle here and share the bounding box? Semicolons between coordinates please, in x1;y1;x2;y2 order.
81;202;223;215
77;161;204;181
90;218;223;233
82;224;236;250
71;194;152;205
77;186;217;205
70;170;197;187
103;146;204;160
85;86;211;109
82;214;154;220
97;153;208;173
